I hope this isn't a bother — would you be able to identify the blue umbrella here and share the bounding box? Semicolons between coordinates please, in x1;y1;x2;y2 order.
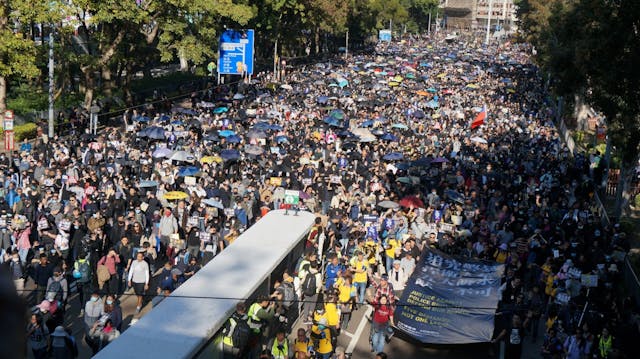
174;108;198;115
220;149;241;161
203;132;220;141
275;136;289;144
323;117;340;127
419;62;432;68
213;107;229;114
152;147;173;158
159;115;171;122
426;100;439;109
138;126;165;140
383;152;404;161
233;93;245;100
360;120;374;127
253;122;271;130
133;116;150;123
226;135;242;143
219;130;235;137
329;109;346;120
338;130;355;138
396;162;412;171
138;180;159;188
337;78;349;88
317;96;329;104
246;129;267;139
202;198;224;209
269;124;283;131
427;87;437;93
412;157;432;167
381;133;398;142
178;166;200;177
391;123;408;130
171;120;184;126
413;110;426;119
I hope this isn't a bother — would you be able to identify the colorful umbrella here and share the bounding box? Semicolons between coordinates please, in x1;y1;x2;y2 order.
164;191;189;200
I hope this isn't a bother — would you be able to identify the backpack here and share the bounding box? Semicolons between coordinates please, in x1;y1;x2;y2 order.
160;268;174;290
302;272;317;297
281;281;295;309
47;279;63;301
77;261;90;283
230;315;251;349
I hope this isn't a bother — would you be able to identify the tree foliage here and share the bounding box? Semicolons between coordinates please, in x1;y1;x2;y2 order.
517;0;640;215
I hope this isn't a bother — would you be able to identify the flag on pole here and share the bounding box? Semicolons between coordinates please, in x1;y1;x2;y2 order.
471;105;487;129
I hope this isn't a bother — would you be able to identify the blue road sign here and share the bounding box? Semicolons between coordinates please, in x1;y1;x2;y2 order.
379;29;392;42
218;29;254;75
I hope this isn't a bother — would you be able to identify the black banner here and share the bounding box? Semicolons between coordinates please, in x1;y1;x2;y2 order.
395;247;504;344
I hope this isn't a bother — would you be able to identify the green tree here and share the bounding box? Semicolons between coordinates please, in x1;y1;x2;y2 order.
0;0;53;113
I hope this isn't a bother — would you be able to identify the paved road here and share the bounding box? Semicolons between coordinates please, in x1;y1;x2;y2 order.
290;303;543;359
24;273;160;359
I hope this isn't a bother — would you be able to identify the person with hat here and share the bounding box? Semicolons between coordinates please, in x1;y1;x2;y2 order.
388;260;408;294
50;325;78;359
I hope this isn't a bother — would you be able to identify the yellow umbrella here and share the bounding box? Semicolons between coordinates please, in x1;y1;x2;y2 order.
388;82;400;87
201;156;222;164
437;73;447;78
392;75;403;82
507;88;516;94
164;191;189;200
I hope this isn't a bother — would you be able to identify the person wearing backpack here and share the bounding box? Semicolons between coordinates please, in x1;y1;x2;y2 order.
73;253;91;310
300;263;321;322
221;302;251;358
8;249;26;295
46;267;68;305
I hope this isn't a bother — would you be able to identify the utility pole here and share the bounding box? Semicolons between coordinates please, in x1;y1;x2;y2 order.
345;29;349;58
390;19;392;36
273;39;278;81
485;0;494;45
428;12;432;34
48;29;55;138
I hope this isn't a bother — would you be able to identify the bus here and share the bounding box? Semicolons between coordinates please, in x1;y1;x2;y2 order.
94;209;316;359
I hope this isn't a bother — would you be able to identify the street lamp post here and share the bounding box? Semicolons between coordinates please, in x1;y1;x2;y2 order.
48;30;55;138
485;0;494;45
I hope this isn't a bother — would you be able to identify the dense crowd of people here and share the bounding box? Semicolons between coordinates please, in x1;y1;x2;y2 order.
1;30;638;359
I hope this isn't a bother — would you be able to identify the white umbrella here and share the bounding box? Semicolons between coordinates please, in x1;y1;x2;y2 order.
377;200;399;209
202;198;224;209
170;151;196;162
470;136;488;144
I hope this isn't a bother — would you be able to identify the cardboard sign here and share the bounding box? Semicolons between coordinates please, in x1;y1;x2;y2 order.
440;223;455;233
284;190;300;205
184;176;196;186
330;175;342;184
581;274;598;288
302;178;312;186
199;232;211;242
224;208;235;217
270;177;283;186
38;218;49;230
58;220;71;231
187;216;199;228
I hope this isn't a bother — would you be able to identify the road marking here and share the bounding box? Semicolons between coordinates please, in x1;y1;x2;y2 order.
341;331;353;338
346;306;372;354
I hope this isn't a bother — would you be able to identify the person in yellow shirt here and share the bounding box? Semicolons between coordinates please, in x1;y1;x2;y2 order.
310;317;332;359
350;251;369;304
337;275;356;328
384;235;401;274
324;294;341;348
293;328;313;359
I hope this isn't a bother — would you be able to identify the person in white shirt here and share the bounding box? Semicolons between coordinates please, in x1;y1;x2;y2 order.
128;252;150;313
388;260;408;293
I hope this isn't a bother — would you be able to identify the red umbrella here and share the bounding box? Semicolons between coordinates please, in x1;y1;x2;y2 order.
399;196;425;208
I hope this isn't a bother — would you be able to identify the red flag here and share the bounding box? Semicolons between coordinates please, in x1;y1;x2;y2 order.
471;106;487;129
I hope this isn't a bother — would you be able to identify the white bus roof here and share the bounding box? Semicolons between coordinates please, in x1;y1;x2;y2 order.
95;210;316;359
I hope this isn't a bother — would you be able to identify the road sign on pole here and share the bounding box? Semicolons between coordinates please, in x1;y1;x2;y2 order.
3;110;14;131
378;29;392;42
218;29;255;75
